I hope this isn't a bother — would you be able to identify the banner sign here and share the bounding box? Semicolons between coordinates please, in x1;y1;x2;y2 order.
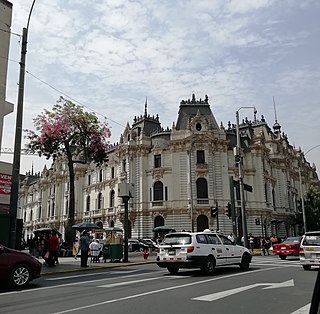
0;173;12;195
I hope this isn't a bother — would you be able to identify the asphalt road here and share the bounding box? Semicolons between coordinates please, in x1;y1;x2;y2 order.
0;255;318;314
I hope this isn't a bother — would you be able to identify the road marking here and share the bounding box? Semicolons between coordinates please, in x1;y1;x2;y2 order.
98;277;158;288
290;303;310;314
52;266;281;314
46;269;140;281
192;279;294;301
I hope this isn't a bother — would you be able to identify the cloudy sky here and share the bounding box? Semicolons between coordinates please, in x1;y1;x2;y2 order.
1;0;320;174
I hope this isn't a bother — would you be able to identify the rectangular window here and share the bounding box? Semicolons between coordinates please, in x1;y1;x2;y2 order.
197;150;205;164
154;154;161;168
123;160;126;171
111;167;115;179
88;174;91;186
165;187;168;201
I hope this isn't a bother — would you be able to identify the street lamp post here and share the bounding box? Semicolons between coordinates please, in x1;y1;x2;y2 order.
9;0;37;248
236;106;257;249
298;144;320;233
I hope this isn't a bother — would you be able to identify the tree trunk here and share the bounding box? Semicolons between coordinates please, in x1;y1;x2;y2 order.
64;144;76;246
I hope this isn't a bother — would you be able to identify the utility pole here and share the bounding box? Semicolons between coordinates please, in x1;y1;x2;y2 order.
235;106;256;249
9;0;37;248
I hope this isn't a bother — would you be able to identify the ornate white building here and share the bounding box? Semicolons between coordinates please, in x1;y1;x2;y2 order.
18;94;319;242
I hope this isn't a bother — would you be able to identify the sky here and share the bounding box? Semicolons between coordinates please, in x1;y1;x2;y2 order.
1;0;320;175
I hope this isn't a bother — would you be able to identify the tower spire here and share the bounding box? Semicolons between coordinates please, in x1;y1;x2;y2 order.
144;96;148;117
272;96;281;135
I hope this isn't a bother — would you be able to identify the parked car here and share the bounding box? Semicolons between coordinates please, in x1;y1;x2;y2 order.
156;230;251;275
299;231;320;270
0;243;42;288
128;239;149;252
272;236;302;260
139;238;159;251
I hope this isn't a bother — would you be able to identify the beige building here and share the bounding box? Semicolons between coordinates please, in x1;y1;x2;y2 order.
18;94;319;242
0;0;13;150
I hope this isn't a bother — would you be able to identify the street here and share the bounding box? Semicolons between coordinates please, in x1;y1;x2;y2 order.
0;255;317;314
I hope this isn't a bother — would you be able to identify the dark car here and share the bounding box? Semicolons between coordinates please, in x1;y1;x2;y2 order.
0;243;42;288
272;236;301;260
128;239;149;252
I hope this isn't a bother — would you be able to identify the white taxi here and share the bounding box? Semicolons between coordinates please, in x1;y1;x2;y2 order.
299;231;320;270
156;230;251;275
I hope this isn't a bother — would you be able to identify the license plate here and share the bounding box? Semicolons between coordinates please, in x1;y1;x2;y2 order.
281;247;286;250
168;250;176;255
306;247;314;251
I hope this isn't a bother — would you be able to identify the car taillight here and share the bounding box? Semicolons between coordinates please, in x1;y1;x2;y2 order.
299;247;304;256
187;246;194;253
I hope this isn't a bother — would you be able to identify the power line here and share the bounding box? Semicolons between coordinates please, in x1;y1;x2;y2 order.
25;70;126;128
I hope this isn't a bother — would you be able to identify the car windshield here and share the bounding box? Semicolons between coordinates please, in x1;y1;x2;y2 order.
303;234;320;246
281;237;301;244
163;234;192;245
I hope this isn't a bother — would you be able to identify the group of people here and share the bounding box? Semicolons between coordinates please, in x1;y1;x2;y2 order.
27;231;72;267
74;230;105;267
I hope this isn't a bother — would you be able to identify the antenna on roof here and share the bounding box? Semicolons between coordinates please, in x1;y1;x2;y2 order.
144;96;148;117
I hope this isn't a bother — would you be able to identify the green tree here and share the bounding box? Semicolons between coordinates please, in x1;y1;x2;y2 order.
305;185;320;231
25;97;111;245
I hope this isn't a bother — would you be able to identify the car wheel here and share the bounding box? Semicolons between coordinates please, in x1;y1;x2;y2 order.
201;256;216;275
167;267;179;275
279;254;287;260
10;264;31;288
240;253;251;270
303;265;312;270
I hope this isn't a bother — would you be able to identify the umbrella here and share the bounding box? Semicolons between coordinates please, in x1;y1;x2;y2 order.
34;228;61;235
153;226;176;233
103;227;123;233
72;222;102;231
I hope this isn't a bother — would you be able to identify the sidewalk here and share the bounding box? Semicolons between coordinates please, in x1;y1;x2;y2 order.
40;252;157;276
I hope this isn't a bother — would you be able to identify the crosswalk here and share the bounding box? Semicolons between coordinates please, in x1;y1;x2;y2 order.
251;255;301;268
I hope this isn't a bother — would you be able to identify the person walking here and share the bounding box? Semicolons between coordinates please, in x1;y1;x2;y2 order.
79;230;90;267
48;231;60;267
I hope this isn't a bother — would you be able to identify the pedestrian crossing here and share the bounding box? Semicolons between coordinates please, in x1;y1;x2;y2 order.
251;255;301;268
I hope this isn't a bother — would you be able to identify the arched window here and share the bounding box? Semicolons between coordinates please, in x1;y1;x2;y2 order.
97;192;103;209
197;214;209;232
110;190;115;207
154;215;165;228
196;178;208;198
86;196;90;212
154;181;164;201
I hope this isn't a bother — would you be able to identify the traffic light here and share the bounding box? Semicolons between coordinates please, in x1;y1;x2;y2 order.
255;218;260;225
235;155;241;166
210;206;218;218
226;203;232;218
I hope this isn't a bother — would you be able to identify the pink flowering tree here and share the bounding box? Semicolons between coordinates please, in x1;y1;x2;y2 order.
25;97;111;245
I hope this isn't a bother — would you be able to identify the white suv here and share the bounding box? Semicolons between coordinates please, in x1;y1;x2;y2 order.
156;230;251;275
299;231;320;270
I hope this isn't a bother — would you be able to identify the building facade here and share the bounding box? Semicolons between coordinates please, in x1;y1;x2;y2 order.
18;94;319;242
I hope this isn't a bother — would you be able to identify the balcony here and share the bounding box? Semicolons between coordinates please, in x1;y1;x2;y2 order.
196;199;209;205
152;201;163;207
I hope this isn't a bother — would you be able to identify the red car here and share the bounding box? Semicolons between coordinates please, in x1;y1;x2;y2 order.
272;236;301;260
0;243;42;288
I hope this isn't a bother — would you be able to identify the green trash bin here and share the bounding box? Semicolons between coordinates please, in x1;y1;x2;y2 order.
103;243;123;262
110;244;123;262
103;244;111;262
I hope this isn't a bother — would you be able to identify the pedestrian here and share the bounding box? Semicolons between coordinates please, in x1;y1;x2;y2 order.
48;231;60;267
249;233;254;253
228;233;235;243
260;237;270;256
89;239;101;263
79;230;90;267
